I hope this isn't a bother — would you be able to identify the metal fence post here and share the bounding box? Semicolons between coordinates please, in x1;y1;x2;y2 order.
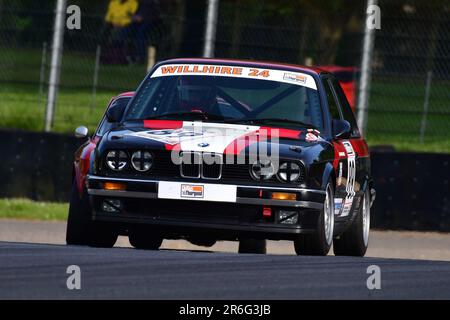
147;46;156;73
419;71;433;143
357;0;378;136
38;42;48;110
91;45;101;110
203;0;219;58
45;0;67;132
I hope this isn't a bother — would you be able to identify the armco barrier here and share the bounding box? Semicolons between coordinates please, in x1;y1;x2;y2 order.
0;129;449;232
0;129;79;202
371;152;450;232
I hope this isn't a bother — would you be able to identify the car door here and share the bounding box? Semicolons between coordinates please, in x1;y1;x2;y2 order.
321;75;369;219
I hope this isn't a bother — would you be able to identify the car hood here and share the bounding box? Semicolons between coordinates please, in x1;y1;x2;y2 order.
102;120;326;158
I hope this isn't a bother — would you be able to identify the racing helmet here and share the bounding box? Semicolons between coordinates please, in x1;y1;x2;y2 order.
177;77;216;112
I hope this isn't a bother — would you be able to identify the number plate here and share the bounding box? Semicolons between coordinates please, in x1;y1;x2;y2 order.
158;181;237;203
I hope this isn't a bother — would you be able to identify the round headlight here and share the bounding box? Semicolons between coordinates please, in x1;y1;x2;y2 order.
278;162;303;182
250;159;275;180
106;150;128;171
131;151;153;172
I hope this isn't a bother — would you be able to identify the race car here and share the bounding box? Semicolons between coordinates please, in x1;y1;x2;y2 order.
66;58;375;256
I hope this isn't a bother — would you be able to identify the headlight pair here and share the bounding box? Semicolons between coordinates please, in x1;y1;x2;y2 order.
250;160;304;183
106;150;153;172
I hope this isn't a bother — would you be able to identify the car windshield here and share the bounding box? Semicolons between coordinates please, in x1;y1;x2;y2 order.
124;64;324;131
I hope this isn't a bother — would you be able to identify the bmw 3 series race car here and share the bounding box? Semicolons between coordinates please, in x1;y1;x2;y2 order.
66;58;375;256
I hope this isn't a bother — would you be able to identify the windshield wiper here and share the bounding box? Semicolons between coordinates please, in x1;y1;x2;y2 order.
144;111;225;121
227;118;318;129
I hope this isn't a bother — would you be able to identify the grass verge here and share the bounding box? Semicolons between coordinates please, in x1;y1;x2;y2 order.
0;198;68;221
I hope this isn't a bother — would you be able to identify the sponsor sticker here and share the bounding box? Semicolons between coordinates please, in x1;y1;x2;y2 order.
150;64;318;90
128;128;202;145
305;129;321;142
334;198;343;214
181;184;204;198
340;140;356;217
158;181;237;202
337;162;343;185
126;122;261;154
341;198;353;217
283;72;307;84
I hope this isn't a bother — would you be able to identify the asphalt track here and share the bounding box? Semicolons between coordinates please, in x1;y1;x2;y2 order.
1;241;450;299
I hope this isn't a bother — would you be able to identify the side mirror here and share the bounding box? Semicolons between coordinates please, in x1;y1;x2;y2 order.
106;102;126;123
74;126;89;139
332;119;351;139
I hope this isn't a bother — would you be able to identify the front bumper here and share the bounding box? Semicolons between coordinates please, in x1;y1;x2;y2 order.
86;175;326;239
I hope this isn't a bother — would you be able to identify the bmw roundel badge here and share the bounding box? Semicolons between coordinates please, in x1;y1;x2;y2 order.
198;142;209;147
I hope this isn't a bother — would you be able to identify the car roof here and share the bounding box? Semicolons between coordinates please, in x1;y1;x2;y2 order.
116;91;134;98
160;58;326;75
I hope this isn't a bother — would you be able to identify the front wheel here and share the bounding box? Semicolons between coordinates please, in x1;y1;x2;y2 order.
66;181;117;248
129;226;163;250
333;189;370;257
88;222;118;248
294;183;334;256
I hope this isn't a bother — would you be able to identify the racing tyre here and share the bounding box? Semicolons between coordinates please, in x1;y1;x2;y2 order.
129;227;163;250
333;189;370;257
87;222;118;248
66;181;118;248
66;181;92;245
238;239;267;254
294;183;334;256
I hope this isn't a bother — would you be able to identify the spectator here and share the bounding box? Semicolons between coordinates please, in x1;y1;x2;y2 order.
102;0;139;64
131;0;161;63
105;0;138;28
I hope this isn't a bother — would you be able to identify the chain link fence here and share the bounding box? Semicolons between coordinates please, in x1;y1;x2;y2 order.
367;0;450;149
0;0;448;151
214;0;365;66
0;0;199;132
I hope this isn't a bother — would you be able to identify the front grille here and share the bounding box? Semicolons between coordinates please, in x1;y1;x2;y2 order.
222;164;251;181
222;164;282;184
202;153;222;179
152;151;178;176
202;162;222;179
180;152;222;179
102;150;304;185
180;152;201;178
181;163;200;178
296;162;306;183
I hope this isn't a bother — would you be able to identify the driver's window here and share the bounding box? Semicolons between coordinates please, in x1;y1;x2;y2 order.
322;77;341;121
329;77;360;137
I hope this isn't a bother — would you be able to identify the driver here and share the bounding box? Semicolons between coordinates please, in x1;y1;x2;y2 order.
177;77;218;114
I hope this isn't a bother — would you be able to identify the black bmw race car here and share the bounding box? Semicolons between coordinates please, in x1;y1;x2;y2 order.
67;58;375;256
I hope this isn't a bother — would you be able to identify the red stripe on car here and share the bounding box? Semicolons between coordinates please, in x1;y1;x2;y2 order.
224;127;302;155
143;120;183;129
350;139;370;157
224;132;260;155
260;127;302;140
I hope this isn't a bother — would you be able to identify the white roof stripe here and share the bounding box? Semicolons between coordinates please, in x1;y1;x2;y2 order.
150;64;317;90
